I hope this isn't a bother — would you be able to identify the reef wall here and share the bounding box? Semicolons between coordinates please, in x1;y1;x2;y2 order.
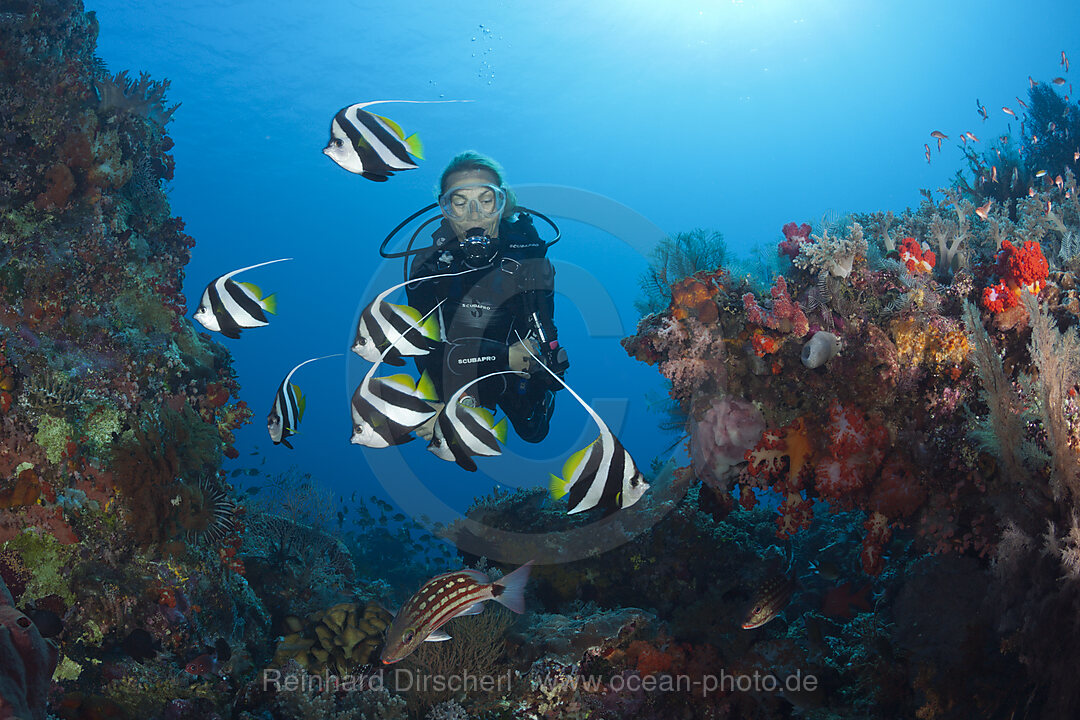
0;1;256;715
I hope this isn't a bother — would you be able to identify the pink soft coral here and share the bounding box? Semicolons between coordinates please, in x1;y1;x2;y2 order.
690;396;765;487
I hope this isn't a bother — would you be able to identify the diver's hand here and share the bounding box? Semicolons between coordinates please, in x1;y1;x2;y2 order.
542;343;569;378
415;403;445;442
507;338;539;377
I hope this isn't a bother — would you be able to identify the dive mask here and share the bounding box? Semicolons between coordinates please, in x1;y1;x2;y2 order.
438;183;507;221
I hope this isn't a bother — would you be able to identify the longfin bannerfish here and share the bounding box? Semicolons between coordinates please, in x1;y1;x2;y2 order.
381;561;533;664
427;370;514;472
193;258;291;338
350;302;444;448
519;335;649;514
323;100;471;181
268;354;343;448
353;268;479;365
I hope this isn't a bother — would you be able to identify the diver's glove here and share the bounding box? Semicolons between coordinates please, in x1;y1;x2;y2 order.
415;402;445;442
508;337;539;377
508;337;569;385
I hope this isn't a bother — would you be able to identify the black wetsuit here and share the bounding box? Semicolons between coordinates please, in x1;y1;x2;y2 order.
406;212;563;443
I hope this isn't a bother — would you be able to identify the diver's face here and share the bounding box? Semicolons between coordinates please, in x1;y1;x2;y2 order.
440;169;503;240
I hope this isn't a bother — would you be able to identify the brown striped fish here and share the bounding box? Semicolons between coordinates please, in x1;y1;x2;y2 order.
380;561;533;664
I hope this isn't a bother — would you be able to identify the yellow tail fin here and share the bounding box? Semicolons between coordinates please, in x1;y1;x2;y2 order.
404;132;424;160
549;473;569;500
260;293;278;315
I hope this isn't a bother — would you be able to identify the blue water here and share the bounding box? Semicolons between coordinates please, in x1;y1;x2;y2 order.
89;0;1080;523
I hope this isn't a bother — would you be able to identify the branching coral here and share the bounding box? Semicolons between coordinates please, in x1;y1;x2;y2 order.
792;222;868;279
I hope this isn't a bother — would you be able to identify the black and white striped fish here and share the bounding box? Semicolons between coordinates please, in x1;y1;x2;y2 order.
352;269;476;366
323;100;468;182
193;258;291;338
520;335;649;514
351;370;439;448
427;370;513;472
350;302;444;448
267;354;343;449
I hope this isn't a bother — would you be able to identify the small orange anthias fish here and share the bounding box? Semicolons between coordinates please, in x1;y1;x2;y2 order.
380;561;533;664
741;571;797;629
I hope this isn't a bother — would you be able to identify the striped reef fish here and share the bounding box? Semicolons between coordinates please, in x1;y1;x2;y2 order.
427;370;513;472
741;570;797;629
520;335;649;514
353;268;478;366
193;258;292;338
267;354;343;448
323;100;470;182
350;302;443;448
381;561;533;664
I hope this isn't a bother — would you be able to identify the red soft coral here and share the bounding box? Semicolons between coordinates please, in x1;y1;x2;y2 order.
826;400;868;457
779;222;811;259
981;280;1020;313
897;237;936;274
870;455;926;519
995;239;1049;293
743;276;810;337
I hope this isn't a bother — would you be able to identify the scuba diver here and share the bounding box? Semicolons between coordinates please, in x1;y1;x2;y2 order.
400;151;569;443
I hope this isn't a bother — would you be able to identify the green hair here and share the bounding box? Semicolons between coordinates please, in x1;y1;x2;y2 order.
437;150;518;216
